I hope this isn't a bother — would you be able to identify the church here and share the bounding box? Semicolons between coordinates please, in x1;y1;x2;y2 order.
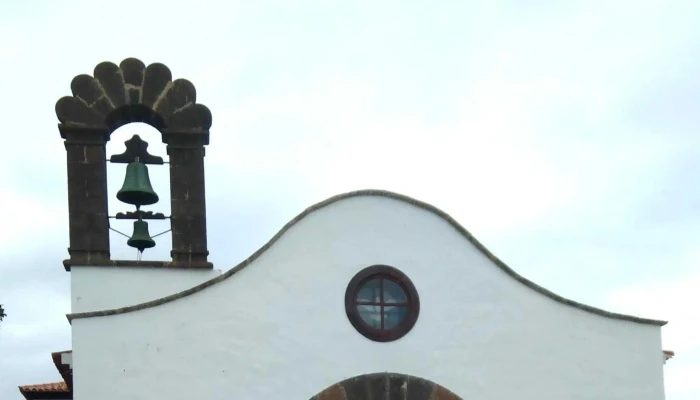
20;58;673;400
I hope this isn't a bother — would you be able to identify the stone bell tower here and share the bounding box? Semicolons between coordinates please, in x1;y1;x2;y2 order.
56;58;212;270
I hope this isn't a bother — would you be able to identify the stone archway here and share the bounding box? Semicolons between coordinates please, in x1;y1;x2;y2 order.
310;373;462;400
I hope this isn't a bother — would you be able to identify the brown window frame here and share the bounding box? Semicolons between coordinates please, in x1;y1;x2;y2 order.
344;265;420;342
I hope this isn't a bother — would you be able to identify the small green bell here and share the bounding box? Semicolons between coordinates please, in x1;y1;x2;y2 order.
117;161;159;207
127;220;156;253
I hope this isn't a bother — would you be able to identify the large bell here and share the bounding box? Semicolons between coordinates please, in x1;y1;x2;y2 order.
127;220;156;253
117;161;159;207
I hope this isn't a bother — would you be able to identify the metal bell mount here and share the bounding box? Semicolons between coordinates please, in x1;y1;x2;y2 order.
110;135;167;257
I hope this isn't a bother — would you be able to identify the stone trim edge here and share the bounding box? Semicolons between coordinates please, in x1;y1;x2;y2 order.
66;189;668;326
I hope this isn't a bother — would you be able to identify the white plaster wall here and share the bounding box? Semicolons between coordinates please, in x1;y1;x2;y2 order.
71;266;221;313
71;196;666;400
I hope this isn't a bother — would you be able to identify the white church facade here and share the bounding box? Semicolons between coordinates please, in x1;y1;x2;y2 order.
20;58;673;400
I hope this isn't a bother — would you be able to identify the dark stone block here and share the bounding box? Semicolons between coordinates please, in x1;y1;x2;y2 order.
171;216;206;249
86;189;110;206
65;170;106;188
429;386;461;400
70;75;105;109
83;145;108;161
387;374;408;400
170;197;196;215
66;162;104;178
68;196;108;218
341;373;387;400
126;87;140;106
315;373;459;400
69;182;107;204
94;61;126;108
62;134;111;268
68;73;115;117
167;146;205;164
60;125;110;143
55;96;104;126
156;78;196;120
56;58;212;134
186;216;207;247
65;146;105;163
162;130;210;148
314;384;346;400
66;249;110;265
406;376;435;400
185;185;206;201
168;103;212;131
171;251;208;265
119;58;145;93
106;104;165;133
68;212;109;250
91;96;116;118
142;63;173;109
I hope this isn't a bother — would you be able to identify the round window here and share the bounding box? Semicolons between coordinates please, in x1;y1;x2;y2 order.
345;265;420;342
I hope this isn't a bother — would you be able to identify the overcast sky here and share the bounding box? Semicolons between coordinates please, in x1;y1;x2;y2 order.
1;0;699;398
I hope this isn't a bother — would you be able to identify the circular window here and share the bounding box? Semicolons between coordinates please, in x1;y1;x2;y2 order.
345;265;420;342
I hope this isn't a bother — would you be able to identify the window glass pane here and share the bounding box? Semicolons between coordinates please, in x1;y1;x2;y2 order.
356;278;382;302
383;306;408;329
383;279;407;303
357;305;382;328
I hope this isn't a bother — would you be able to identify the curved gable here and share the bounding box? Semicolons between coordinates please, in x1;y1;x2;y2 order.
66;189;667;326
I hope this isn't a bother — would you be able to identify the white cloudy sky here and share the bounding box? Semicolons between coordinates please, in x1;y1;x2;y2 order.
1;0;699;398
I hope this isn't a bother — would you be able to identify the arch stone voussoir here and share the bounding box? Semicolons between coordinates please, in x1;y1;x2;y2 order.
55;57;212;139
310;373;462;400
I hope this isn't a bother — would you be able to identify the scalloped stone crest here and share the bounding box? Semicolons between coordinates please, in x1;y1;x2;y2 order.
55;58;212;133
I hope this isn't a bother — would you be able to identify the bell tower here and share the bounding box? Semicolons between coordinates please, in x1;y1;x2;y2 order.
56;58;212;270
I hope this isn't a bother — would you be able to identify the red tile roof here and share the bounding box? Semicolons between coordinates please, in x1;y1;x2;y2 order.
18;382;69;392
663;350;675;361
51;350;73;388
18;350;73;400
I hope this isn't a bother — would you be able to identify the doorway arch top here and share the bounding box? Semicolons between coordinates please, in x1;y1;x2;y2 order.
310;372;462;400
55;57;212;141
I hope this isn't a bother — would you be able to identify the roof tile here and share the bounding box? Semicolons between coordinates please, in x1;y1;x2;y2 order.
18;382;69;392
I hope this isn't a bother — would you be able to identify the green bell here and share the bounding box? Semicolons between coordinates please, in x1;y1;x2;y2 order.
117;161;159;207
127;220;156;252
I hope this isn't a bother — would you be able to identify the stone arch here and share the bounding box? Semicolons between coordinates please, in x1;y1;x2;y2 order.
55;57;212;136
310;373;462;400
